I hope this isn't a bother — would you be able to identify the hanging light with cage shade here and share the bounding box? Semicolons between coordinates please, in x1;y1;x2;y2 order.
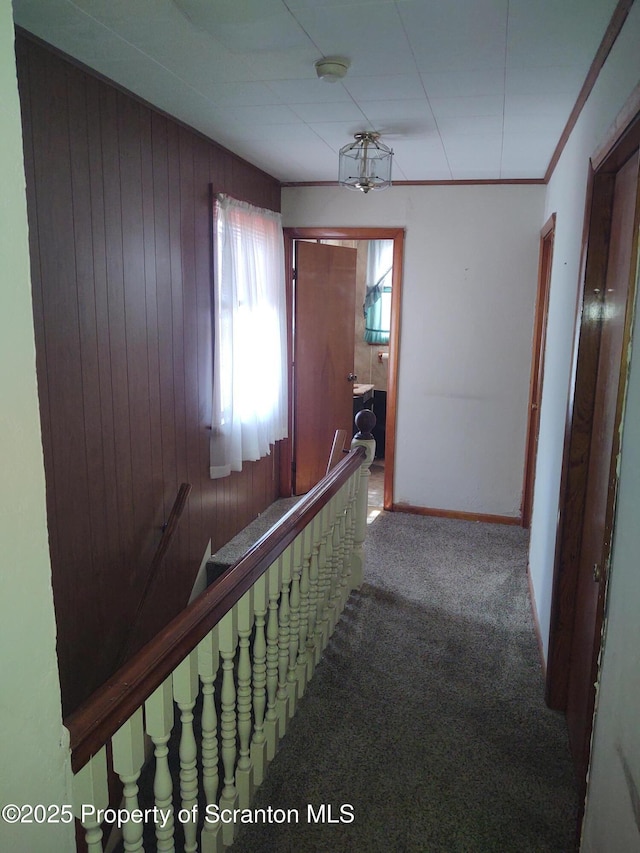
338;132;393;193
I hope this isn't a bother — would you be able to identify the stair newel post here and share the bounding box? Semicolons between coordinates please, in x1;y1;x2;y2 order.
218;607;239;845
287;532;303;717
236;588;255;810
111;708;145;853
296;521;312;697
173;652;200;853
144;678;176;852
351;409;376;589
197;625;222;853
73;747;109;853
250;573;268;786
264;558;282;761
276;549;292;733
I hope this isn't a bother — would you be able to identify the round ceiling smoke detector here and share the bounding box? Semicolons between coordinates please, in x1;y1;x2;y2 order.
315;57;350;83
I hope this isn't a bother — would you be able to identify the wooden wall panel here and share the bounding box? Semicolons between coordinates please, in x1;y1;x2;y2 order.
16;34;282;713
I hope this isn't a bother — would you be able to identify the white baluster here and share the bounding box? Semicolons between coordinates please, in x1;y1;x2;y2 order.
264;558;282;761
145;678;175;852
287;533;302;717
173;652;199;853
328;490;344;635
197;625;223;853
218;608;239;847
335;483;349;616
306;518;321;681
251;572;268;786
314;504;331;662
339;480;351;607
236;588;254;810
324;501;337;647
351;415;375;588
341;474;357;608
73;746;109;853
276;550;291;734
296;522;312;698
323;502;335;642
112;708;145;853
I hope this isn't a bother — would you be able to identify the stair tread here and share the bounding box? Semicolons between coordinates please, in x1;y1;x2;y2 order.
206;496;301;584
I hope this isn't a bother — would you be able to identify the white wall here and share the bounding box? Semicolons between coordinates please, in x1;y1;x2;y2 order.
283;184;544;518
0;3;74;850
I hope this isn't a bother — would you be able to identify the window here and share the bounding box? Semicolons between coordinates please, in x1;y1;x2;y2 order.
210;195;288;479
364;240;393;345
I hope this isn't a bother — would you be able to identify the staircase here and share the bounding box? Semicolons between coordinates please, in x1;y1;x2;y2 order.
67;420;376;852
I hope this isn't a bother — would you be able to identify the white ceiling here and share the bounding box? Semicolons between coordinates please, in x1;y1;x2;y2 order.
12;0;618;183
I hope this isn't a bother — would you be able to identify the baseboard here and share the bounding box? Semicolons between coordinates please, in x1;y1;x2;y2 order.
526;563;547;678
392;502;522;526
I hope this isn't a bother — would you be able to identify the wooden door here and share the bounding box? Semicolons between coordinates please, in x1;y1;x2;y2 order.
522;215;555;527
293;241;357;494
566;150;639;792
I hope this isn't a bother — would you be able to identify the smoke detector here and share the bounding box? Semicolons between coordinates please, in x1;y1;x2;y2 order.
315;57;350;83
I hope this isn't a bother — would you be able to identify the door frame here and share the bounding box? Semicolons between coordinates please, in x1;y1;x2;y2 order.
521;213;556;528
281;227;404;510
546;109;640;718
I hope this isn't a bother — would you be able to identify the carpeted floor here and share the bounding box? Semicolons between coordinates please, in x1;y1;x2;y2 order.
229;511;579;853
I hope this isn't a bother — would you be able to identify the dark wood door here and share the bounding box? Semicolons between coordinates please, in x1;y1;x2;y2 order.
293;241;357;494
566;150;639;791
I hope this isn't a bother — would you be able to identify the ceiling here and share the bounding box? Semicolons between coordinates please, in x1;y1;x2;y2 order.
13;0;619;183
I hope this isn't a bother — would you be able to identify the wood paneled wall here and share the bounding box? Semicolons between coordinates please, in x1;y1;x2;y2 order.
15;34;283;714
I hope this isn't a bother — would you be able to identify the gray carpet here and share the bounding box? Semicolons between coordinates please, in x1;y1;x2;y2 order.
229;511;579;853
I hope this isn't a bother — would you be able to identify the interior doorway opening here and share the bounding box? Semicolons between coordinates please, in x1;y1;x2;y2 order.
282;228;404;510
319;238;391;463
522;213;556;528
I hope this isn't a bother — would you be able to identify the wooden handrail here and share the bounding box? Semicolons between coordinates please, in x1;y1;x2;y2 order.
117;483;192;665
66;446;366;773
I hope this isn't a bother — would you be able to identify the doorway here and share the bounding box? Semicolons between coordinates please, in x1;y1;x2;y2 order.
283;227;404;509
522;214;555;528
546;111;640;817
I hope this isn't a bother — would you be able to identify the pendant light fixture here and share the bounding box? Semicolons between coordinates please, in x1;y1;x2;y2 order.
338;132;393;193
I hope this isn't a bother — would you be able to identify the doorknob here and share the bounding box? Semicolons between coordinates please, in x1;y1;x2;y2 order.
347;373;357;382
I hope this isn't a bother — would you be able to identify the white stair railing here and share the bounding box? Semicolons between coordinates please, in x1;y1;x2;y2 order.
67;418;375;852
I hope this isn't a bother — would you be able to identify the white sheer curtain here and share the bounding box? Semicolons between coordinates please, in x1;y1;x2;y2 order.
210;194;288;479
